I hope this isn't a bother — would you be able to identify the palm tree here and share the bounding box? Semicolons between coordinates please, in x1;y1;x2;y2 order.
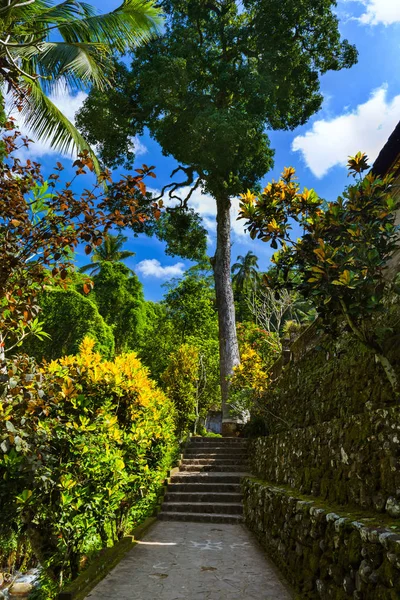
0;0;162;161
231;251;260;295
80;233;135;275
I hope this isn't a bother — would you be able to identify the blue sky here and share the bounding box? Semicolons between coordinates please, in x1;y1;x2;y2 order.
15;0;400;300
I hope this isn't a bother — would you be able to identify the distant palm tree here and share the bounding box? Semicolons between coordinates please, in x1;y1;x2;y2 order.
80;234;135;275
231;251;259;294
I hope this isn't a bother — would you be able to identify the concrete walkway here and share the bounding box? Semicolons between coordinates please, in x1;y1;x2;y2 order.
85;521;293;600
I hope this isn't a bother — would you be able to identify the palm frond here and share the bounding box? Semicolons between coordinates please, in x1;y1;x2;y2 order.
17;41;111;91
57;0;163;51
79;262;97;274
17;80;100;171
27;1;97;22
118;250;136;260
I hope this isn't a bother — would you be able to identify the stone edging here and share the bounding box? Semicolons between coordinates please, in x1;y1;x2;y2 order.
57;516;157;600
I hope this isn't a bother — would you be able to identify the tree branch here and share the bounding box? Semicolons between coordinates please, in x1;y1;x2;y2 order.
152;165;201;208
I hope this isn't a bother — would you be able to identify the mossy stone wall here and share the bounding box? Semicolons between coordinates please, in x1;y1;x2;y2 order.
263;324;400;434
245;303;400;597
251;407;400;518
243;479;400;600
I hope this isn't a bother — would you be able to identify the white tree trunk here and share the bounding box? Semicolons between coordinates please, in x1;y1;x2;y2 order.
0;333;5;363
213;195;241;435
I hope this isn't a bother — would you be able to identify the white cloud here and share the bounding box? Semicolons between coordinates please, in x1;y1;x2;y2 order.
8;89;88;159
292;86;400;178
136;259;186;279
131;135;147;157
358;0;400;25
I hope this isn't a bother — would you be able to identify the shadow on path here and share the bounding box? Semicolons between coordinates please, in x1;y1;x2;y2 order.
86;521;293;600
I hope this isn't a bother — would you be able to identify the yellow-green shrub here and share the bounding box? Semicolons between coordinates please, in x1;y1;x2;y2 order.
0;338;176;594
229;343;269;418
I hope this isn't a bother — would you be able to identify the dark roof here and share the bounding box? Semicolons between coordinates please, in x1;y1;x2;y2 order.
372;120;400;176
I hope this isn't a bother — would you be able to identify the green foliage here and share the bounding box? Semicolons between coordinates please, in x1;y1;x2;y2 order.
139;273;221;419
162;344;200;437
140;274;219;381
239;156;400;391
232;252;260;295
22;288;114;361
0;339;176;592
156;208;208;261
164;275;219;342
89;262;147;353
232;251;260;321
162;338;220;437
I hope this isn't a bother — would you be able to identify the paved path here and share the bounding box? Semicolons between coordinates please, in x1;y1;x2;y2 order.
86;521;293;600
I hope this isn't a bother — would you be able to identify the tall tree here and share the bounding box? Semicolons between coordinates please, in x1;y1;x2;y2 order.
0;0;161;157
76;0;357;431
80;233;135;275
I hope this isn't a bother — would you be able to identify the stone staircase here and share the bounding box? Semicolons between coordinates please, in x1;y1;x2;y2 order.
158;437;250;523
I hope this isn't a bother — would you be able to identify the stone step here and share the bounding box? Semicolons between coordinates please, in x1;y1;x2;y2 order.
164;492;243;503
158;511;243;524
190;437;247;444
179;464;248;473
171;473;248;484
167;482;242;493
181;458;248;465
187;442;248;449
184;448;248;456
162;502;243;515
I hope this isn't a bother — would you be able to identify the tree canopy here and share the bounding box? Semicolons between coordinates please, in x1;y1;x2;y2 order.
89;262;147;353
77;0;357;195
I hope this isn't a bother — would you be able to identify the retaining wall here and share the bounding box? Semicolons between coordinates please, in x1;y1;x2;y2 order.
243;479;400;600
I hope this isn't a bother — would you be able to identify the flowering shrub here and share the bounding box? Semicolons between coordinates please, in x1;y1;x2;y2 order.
236;321;280;368
0;338;176;593
229;341;270;420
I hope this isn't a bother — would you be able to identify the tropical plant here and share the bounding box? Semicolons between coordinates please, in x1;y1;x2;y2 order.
232;251;260;321
238;155;400;392
0;120;159;358
163;274;218;343
0;338;176;595
80;233;135;275
76;0;357;425
231;251;259;295
0;0;162;157
139;273;221;412
236;321;280;368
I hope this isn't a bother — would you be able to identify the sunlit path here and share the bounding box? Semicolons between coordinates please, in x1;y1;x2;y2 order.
85;521;293;600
